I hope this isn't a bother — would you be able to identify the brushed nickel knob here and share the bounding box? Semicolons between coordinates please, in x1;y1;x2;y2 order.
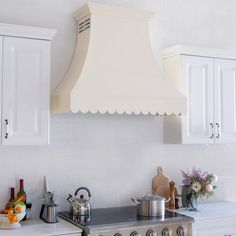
130;231;141;236
146;229;157;236
177;226;187;236
162;227;172;236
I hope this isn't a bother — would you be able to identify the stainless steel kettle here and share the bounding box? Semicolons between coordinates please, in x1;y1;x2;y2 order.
67;187;91;216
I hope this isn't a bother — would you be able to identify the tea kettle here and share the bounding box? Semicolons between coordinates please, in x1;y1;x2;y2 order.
67;187;91;216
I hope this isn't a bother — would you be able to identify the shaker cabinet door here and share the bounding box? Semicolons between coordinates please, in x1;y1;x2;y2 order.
181;56;214;144
214;59;236;143
0;37;2;142
1;36;50;145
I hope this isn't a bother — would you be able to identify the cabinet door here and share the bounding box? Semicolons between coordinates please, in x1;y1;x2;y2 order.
181;56;214;143
1;36;50;145
0;37;2;142
214;59;236;143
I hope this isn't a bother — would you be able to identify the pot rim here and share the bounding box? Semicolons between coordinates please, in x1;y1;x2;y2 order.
137;194;166;201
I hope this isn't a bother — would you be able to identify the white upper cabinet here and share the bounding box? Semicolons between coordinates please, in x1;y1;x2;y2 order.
2;37;50;145
181;56;214;144
0;23;57;145
163;45;236;144
0;36;2;142
214;59;236;143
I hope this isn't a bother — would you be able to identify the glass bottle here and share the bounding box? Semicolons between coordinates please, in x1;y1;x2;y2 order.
17;179;26;203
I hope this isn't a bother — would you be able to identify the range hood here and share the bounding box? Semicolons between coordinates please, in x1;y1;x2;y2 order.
52;3;186;115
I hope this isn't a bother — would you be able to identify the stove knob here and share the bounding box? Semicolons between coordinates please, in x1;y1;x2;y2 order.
130;231;141;236
146;229;157;236
177;226;187;236
162;227;172;236
114;234;122;236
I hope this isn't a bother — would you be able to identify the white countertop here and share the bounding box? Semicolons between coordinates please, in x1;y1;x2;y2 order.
2;202;236;234
0;218;82;236
174;201;236;221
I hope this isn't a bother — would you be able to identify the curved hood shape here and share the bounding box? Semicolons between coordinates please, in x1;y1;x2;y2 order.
52;3;186;115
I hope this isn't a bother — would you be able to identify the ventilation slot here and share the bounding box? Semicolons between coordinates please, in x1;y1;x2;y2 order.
78;18;90;34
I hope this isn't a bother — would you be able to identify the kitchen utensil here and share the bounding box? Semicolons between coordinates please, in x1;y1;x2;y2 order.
169;181;175;210
40;191;58;223
43;176;49;194
152;167;170;197
131;193;170;217
40;203;58;223
67;187;91;216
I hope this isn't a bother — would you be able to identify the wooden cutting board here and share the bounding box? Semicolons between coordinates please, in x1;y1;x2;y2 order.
152;167;170;197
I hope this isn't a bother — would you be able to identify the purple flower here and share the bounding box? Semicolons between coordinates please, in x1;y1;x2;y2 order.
194;170;204;180
183;178;192;186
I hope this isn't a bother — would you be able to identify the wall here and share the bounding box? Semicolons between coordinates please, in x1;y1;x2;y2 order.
0;0;236;217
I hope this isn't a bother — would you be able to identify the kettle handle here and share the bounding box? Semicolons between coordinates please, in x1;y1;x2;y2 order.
39;204;45;220
75;187;91;198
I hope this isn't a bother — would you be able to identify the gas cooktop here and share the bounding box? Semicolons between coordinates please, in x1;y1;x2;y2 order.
59;206;193;235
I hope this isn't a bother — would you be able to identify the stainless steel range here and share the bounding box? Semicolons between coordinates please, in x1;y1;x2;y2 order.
59;206;193;236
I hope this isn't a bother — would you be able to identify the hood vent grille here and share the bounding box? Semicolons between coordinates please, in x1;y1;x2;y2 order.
78;18;90;34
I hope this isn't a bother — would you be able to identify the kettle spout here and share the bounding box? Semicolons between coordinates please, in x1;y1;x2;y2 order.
67;194;73;203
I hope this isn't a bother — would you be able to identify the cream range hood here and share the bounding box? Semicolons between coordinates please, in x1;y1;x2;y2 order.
52;3;186;115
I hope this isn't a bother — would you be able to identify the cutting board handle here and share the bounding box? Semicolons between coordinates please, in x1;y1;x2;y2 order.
157;167;163;176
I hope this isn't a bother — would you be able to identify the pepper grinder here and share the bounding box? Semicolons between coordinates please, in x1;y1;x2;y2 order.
169;181;175;210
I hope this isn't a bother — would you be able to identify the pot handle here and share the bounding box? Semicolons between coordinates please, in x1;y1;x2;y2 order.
165;197;171;203
131;198;141;205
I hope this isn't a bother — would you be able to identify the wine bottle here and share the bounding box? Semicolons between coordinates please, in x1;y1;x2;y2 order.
5;187;15;209
17;179;26;203
9;187;15;202
17;179;27;221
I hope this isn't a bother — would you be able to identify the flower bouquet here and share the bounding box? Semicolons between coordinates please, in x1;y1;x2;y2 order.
181;168;217;211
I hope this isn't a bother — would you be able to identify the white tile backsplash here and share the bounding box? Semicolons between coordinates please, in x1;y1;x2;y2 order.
0;113;234;217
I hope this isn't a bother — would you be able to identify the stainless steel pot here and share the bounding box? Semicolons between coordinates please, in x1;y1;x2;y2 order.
131;193;170;217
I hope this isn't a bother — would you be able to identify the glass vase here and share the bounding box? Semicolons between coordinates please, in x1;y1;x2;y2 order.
188;196;200;212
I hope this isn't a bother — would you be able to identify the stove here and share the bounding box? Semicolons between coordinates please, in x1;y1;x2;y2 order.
59;206;193;236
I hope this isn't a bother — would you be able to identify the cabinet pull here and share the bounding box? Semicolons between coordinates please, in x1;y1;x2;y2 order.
4;119;9;139
215;123;220;139
209;123;214;139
